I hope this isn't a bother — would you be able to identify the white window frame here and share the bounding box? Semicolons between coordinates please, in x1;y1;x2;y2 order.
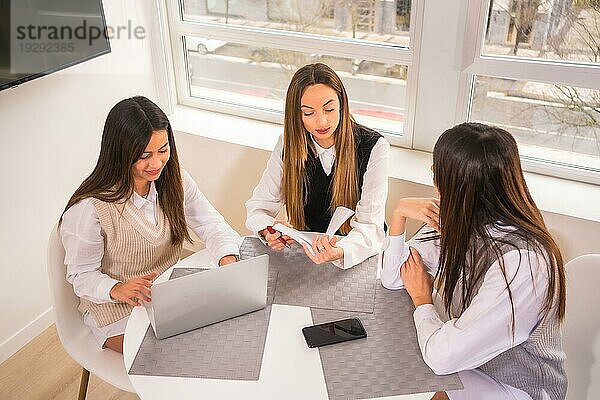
457;0;600;185
156;0;600;185
162;0;426;149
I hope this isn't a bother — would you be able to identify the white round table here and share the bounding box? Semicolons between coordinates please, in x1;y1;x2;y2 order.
123;249;434;400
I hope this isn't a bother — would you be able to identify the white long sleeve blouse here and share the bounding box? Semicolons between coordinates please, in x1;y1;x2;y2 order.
245;133;390;269
60;169;242;304
381;227;550;376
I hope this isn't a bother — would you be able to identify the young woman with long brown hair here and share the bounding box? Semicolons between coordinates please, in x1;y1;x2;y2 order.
381;123;566;400
60;96;241;353
245;63;389;269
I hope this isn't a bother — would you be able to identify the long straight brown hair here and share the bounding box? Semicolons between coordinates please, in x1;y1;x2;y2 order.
62;96;191;246
282;63;357;234
432;123;565;324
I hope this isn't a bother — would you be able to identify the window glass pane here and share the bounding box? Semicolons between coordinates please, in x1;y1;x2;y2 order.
469;75;600;171
184;36;408;135
483;0;600;65
182;0;411;47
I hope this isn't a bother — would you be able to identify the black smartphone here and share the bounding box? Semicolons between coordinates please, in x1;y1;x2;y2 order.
302;317;367;348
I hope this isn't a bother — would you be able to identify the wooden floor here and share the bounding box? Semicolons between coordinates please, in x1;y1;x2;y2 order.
0;325;140;400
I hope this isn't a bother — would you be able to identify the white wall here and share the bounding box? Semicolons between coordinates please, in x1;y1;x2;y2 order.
0;0;157;362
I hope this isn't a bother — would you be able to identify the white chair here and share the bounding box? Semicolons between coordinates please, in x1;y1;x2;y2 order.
47;224;135;399
562;254;600;400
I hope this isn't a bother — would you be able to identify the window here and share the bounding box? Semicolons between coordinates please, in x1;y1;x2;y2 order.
165;0;422;146
162;1;600;184
461;0;600;182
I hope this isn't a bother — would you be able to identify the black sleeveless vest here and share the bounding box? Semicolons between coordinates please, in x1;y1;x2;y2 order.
303;124;382;234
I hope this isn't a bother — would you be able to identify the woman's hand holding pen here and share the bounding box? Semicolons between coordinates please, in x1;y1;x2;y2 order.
260;221;295;251
303;235;343;265
109;272;158;306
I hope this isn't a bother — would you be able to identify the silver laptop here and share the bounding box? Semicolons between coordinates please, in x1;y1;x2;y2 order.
144;254;269;339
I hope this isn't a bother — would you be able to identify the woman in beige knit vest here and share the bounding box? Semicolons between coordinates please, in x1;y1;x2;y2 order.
60;96;242;353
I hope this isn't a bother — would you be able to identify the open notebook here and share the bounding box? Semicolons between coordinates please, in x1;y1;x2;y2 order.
272;206;354;255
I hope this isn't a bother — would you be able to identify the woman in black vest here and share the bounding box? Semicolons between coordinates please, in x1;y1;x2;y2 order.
245;63;389;269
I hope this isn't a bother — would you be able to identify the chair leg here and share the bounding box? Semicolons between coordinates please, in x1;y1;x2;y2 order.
77;368;90;400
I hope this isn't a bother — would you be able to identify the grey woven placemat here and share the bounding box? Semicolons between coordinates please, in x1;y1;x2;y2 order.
128;266;276;380
169;267;209;279
311;284;463;400
240;237;377;313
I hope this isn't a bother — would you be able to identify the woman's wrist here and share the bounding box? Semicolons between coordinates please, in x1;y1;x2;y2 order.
109;282;122;302
412;295;433;308
392;199;407;217
389;212;407;236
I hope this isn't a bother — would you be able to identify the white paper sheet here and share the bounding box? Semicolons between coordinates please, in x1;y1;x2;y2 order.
272;206;355;256
272;223;315;254
325;207;355;237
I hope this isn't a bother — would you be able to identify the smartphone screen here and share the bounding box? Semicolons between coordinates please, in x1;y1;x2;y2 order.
302;318;367;348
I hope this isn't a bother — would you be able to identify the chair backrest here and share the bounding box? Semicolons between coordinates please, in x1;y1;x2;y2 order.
563;254;600;400
47;223;135;393
47;223;88;349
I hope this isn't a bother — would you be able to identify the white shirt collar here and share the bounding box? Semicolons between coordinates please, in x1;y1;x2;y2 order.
310;135;336;176
131;181;157;209
310;135;336;158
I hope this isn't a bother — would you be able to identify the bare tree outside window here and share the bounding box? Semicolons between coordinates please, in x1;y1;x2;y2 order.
474;0;600;161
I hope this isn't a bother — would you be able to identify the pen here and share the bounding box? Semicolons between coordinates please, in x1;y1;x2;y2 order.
266;225;291;248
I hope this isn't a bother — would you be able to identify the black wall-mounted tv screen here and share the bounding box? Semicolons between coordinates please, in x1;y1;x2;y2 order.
0;0;110;91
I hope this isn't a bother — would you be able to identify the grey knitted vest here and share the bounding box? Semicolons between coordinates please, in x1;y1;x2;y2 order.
454;236;567;400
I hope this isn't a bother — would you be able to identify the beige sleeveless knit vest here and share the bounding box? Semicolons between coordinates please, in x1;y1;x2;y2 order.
78;197;182;327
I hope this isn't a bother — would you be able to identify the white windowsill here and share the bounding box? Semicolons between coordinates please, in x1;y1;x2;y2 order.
170;105;600;223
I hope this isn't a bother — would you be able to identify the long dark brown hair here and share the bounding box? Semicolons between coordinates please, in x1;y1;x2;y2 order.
432;122;565;324
282;63;357;234
61;96;191;246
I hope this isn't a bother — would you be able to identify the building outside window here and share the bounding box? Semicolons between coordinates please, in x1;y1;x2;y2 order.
162;0;600;184
166;0;418;147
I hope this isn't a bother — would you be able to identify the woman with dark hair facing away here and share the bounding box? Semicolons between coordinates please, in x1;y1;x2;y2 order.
246;63;389;269
381;123;566;400
60;96;241;353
